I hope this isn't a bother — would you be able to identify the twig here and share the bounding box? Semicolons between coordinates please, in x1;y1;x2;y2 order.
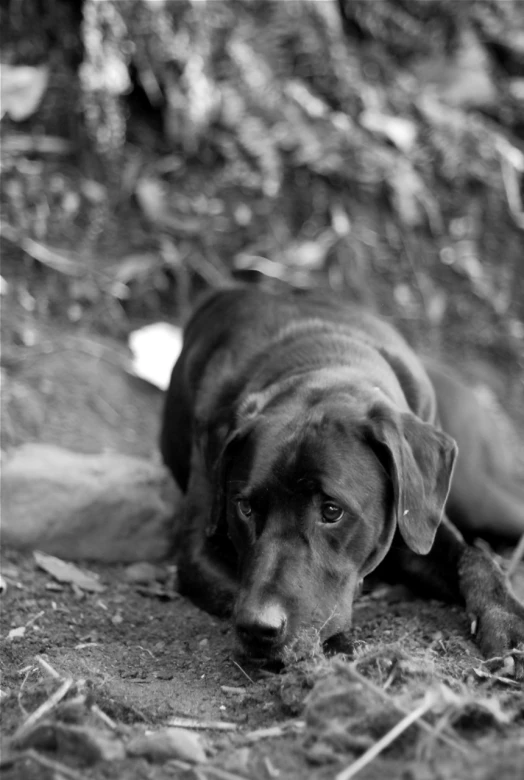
12;677;73;745
36;655;61;680
19;749;87;780
91;703;118;731
243;721;305;743
344;664;469;755
335;692;439;780
263;756;280;777
0;222;86;276
167;716;239;731
231;659;256;685
507;534;524;580
221;686;247;695
25;610;45;629
17;667;33;717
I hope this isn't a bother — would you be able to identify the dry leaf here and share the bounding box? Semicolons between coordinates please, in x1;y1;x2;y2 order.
0;65;49;121
128;322;183;391
360;111;417;154
127;727;207;764
7;626;26;640
33;551;105;593
135;177;168;224
113;253;161;284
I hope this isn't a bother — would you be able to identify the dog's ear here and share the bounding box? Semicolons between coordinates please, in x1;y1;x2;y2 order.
369;406;458;555
207;421;254;537
205;389;274;537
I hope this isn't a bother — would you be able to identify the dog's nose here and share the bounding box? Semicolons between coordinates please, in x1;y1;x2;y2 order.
235;602;287;647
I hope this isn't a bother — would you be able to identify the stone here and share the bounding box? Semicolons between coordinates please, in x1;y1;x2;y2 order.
1;444;182;562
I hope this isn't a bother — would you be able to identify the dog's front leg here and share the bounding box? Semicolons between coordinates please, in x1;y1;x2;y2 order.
457;542;524;676
176;446;238;617
383;519;524;677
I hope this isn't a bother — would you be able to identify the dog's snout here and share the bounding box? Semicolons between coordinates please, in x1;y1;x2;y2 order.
235;602;287;647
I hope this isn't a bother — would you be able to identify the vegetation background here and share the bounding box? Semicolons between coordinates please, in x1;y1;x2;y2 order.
1;0;523;372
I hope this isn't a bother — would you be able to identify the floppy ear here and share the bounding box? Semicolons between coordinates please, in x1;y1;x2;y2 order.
369;406;458;555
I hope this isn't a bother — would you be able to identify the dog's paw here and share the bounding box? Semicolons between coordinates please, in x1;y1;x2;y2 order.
459;546;524;679
470;599;524;680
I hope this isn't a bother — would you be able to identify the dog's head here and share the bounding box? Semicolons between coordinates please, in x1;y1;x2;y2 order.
211;378;457;657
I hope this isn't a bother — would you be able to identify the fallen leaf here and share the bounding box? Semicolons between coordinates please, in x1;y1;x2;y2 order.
128;322;183;391
360;111;417;154
124;562;163;584
127;727;207;764
0;65;49;121
7;626;26;640
135;177;168;224
34;551;104;592
112;253;161;285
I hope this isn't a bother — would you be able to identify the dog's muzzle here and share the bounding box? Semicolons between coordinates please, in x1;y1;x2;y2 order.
235;601;288;655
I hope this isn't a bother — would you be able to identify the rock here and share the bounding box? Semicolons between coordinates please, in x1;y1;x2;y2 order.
1;444;182;562
126;727;207;764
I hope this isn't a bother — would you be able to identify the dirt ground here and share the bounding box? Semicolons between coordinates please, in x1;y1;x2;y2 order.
1;293;524;780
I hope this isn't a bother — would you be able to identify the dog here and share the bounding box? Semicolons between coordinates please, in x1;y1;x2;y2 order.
160;286;524;669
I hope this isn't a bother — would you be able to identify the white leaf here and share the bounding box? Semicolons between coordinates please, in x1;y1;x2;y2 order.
128;322;183;391
135;178;168;224
0;65;49;122
8;626;26;640
360;111;417;154
34;551;105;592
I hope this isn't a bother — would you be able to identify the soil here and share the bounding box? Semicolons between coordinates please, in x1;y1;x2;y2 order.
1;292;524;780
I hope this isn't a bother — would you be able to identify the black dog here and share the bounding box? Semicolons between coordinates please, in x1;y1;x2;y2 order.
161;286;524;668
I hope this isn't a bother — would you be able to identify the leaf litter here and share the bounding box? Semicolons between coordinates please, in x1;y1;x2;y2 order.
33;551;105;593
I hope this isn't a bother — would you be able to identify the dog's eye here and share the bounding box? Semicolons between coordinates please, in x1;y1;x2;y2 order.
321;502;344;524
236;498;252;520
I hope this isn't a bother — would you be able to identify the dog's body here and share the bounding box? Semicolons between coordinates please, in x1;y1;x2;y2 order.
161;287;524;665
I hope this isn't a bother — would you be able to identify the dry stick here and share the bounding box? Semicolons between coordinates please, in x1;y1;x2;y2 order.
507;533;524;580
335;692;439;780
36;655;61;680
346;665;469;756
17;667;33;717
91;703;118;731
12;677;73;745
243;721;305;743
167;716;239;731
231;659;256;685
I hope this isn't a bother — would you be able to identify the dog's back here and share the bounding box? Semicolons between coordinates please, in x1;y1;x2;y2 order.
427;364;524;542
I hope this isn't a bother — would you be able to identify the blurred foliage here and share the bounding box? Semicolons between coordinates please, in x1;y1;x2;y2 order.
1;0;523;365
